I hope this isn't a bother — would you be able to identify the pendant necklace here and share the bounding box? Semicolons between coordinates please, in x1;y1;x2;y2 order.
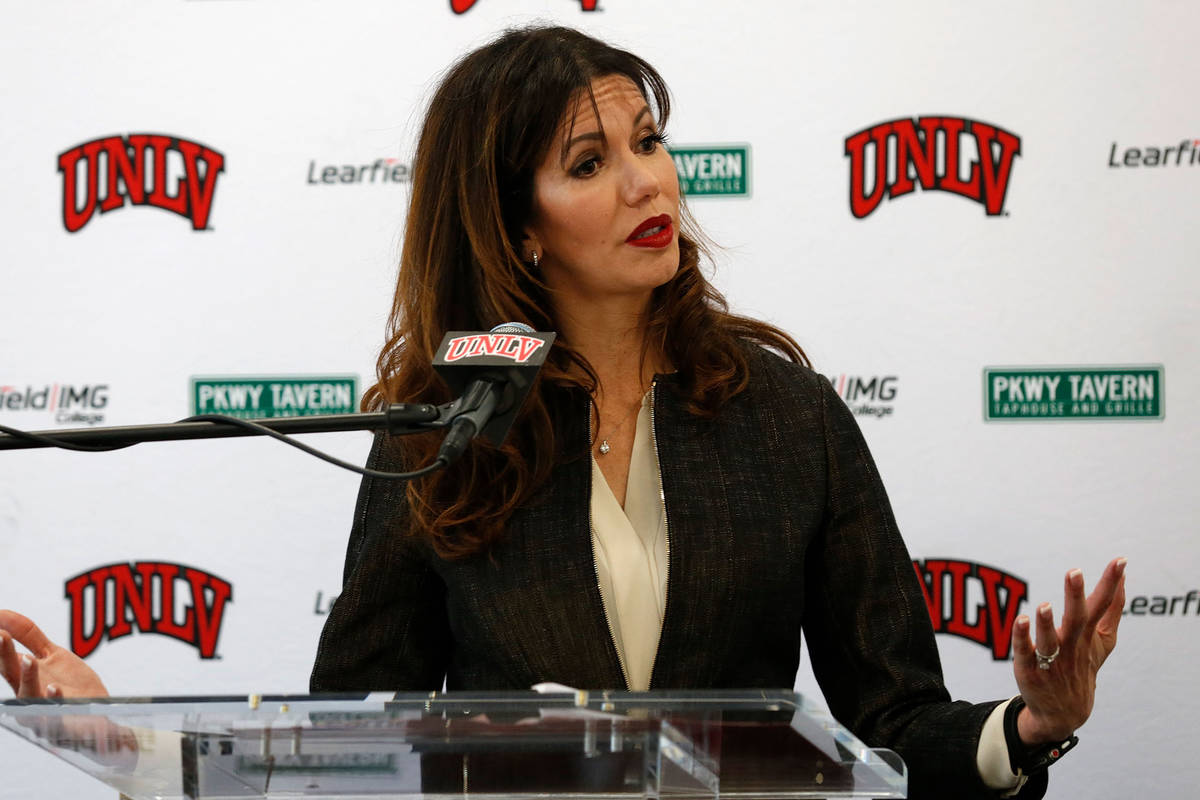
596;391;648;456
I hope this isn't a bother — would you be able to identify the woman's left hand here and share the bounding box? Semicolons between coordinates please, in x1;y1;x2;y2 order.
1011;556;1127;744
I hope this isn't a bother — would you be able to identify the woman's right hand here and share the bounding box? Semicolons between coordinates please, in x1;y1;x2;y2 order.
0;609;109;699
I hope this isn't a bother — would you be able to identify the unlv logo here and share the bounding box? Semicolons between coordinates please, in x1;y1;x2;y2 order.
57;134;225;232
451;0;597;12
443;333;546;363
845;117;1020;218
912;558;1028;660
64;561;233;659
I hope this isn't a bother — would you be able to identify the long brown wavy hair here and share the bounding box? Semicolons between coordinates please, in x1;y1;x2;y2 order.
366;25;808;559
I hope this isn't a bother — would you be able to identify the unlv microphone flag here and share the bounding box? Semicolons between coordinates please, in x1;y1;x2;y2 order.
432;324;555;445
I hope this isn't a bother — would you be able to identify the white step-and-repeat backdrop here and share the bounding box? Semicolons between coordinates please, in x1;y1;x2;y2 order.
1;1;1194;798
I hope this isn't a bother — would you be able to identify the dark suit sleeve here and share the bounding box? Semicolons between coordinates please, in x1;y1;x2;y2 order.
309;433;452;692
801;377;1047;800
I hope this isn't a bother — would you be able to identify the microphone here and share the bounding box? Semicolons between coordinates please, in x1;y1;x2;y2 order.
433;322;556;465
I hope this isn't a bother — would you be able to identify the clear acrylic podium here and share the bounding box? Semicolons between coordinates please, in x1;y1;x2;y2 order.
1;690;906;799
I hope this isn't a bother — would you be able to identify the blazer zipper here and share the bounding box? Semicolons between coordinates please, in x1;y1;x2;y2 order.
588;396;632;690
646;379;669;689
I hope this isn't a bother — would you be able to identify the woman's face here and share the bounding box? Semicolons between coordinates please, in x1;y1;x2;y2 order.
523;75;681;313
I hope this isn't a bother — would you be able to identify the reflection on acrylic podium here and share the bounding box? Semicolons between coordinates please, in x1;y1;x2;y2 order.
1;690;906;799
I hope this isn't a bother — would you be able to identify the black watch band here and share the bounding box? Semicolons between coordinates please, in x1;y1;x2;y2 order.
1004;696;1079;774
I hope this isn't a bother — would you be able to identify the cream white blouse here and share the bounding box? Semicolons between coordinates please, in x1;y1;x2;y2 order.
589;393;667;692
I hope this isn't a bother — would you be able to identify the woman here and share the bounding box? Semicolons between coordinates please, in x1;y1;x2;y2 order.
2;25;1124;800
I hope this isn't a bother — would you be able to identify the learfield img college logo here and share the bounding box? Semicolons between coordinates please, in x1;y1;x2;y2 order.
1124;589;1200;617
845;116;1020;218
307;158;411;185
0;383;111;426
828;374;898;418
65;561;233;659
1109;138;1200;168
58;133;225;232
913;558;1028;660
984;365;1163;421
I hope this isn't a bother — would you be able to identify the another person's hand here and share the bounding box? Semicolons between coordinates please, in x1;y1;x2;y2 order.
0;610;133;767
1011;557;1126;744
0;609;109;699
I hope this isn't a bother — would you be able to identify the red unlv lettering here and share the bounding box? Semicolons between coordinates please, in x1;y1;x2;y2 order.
451;0;597;12
64;561;233;659
444;334;545;363
912;558;1027;660
57;134;225;232
845;117;1020;218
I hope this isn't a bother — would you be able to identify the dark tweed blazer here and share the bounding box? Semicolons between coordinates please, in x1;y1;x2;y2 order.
311;345;1047;800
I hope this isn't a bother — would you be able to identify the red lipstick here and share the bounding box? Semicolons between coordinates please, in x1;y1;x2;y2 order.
626;214;674;248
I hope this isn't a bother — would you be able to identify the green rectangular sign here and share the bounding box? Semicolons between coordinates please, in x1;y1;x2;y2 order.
983;366;1163;421
190;376;358;418
671;145;750;196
